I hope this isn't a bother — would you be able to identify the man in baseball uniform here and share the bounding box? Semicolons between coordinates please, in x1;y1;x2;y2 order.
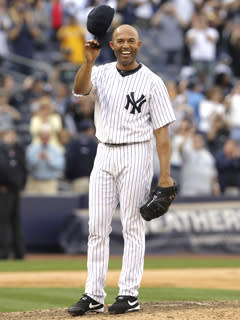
68;24;176;316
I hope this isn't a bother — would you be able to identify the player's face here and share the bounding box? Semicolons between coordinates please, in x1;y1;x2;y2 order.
110;25;142;70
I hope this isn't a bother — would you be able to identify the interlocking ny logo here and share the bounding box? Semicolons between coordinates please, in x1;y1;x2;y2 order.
124;92;146;114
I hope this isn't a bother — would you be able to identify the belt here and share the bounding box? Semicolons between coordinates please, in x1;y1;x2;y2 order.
104;143;128;147
104;141;148;147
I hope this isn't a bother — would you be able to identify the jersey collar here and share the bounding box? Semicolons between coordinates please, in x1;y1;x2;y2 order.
116;64;142;77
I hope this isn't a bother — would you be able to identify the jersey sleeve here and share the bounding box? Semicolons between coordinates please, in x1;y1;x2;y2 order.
90;65;100;96
149;77;176;130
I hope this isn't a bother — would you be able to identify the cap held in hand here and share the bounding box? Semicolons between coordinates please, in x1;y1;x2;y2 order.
87;4;115;47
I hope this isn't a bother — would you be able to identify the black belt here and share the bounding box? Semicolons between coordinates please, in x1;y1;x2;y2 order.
104;143;128;147
104;141;150;147
103;141;148;147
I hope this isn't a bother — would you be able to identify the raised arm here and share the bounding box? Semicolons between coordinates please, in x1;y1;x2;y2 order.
73;39;101;95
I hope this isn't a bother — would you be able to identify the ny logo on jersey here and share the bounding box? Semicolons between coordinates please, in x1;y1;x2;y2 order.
124;92;146;114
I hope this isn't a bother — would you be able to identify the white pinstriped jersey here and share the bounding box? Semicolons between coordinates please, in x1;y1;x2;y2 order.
74;62;175;144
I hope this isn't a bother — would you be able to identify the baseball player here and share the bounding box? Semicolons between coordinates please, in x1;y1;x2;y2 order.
68;24;176;316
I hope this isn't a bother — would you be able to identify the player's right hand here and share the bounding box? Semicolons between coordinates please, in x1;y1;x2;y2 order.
85;39;101;64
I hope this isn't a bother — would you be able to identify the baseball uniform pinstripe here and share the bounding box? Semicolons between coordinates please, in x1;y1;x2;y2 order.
73;62;175;304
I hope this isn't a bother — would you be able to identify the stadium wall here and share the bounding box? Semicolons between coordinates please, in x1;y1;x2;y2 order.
20;194;240;254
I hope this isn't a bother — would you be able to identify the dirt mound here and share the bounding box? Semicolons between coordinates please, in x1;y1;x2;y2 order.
1;301;240;320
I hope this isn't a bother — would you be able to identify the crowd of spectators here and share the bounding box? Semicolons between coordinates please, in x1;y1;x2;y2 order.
0;0;240;197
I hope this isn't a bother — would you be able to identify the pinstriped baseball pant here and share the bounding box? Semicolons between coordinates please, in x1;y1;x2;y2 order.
85;141;153;304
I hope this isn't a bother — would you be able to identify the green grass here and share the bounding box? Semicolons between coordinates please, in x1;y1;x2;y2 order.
1;256;240;313
1;256;240;272
0;287;239;313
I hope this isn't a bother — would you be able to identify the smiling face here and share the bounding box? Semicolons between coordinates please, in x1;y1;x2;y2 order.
110;25;142;70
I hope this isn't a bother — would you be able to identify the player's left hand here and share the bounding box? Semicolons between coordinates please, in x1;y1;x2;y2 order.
140;183;178;221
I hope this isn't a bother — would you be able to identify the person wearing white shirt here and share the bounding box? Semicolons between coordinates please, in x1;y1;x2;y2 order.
186;12;219;87
198;85;225;135
225;80;240;143
179;132;220;196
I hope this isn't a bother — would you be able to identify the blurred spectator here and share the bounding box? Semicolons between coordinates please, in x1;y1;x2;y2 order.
8;0;30;22
215;138;240;195
25;74;46;105
202;0;226;52
62;98;79;135
179;132;220;196
1;75;17;107
42;82;53;99
51;82;70;115
185;78;205;127
0;89;21;131
57;127;73;149
0;128;27;259
57;14;85;65
178;65;197;81
227;23;240;78
65;119;97;195
117;0;136;25
32;0;51;49
225;80;240;143
225;0;240;24
0;0;11;64
172;102;194;134
73;95;95;132
7;75;44;112
214;52;234;96
29;97;63;147
198;85;226;136
172;0;195;28
207;113;230;156
214;52;232;77
185;12;219;87
8;4;41;75
50;49;79;86
151;2;185;69
62;0;87;18
134;0;160;28
50;0;63;43
170;117;195;186
25;125;65;194
173;78;204;128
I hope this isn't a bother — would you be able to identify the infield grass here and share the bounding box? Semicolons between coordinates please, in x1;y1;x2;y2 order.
1;256;240;272
1;256;240;313
0;287;240;312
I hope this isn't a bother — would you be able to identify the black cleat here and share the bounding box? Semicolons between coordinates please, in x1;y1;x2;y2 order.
108;295;140;314
67;294;104;316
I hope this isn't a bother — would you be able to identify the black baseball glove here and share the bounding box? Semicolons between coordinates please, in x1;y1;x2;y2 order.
140;184;178;221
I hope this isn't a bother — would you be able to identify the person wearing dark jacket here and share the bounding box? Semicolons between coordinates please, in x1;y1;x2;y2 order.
0;128;27;259
65;120;97;195
215;139;240;194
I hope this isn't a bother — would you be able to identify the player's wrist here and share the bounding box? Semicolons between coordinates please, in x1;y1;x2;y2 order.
158;176;174;187
83;58;95;68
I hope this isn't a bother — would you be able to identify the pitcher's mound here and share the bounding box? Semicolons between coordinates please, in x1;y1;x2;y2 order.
1;301;240;320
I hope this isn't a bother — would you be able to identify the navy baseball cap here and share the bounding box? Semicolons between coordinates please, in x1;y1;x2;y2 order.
87;4;115;46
